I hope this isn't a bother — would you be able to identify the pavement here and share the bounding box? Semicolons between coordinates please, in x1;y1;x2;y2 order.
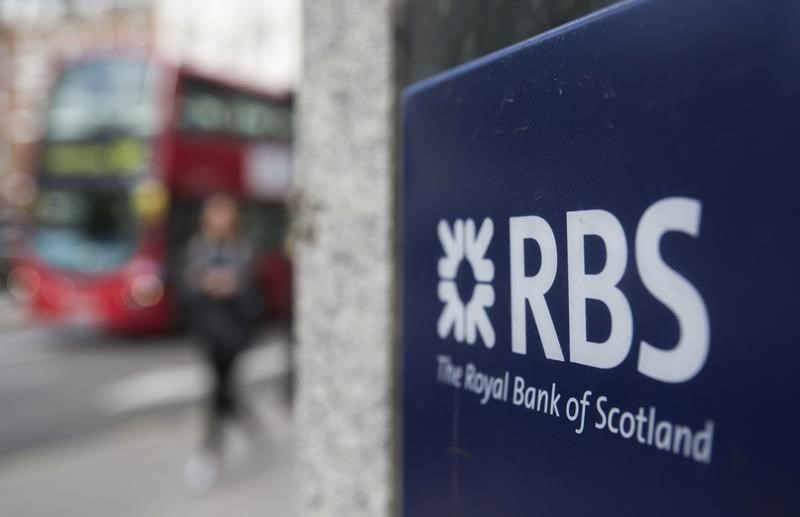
0;297;295;517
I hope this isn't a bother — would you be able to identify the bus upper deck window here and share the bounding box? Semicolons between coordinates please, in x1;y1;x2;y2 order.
47;57;159;141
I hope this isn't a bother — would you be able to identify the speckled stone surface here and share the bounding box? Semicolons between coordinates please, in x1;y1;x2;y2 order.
293;1;396;516
292;1;617;515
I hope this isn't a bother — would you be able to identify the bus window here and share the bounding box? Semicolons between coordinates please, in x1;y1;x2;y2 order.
46;57;159;142
165;197;201;276
179;77;292;140
232;94;292;139
243;203;288;252
32;189;137;272
41;57;158;182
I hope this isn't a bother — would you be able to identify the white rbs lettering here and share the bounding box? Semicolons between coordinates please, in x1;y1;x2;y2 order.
635;198;709;383
566;210;633;369
509;216;563;360
508;197;709;382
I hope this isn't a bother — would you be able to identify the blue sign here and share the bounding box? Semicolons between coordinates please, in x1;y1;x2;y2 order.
401;0;800;515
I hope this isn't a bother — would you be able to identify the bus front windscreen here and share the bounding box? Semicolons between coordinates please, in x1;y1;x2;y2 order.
33;189;137;272
42;57;158;179
33;57;157;271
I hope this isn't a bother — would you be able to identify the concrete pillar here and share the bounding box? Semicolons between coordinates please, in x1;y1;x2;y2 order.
293;2;616;516
294;1;397;516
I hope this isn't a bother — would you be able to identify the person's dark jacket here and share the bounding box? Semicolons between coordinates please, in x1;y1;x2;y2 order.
181;235;262;351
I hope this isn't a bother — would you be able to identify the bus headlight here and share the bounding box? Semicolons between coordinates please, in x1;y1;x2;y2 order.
131;180;168;224
129;273;164;308
7;266;41;302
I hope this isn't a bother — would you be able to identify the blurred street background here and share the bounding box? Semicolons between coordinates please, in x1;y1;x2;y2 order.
0;0;299;514
0;301;293;516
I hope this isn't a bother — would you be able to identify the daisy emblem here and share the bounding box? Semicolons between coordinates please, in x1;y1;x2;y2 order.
436;218;495;348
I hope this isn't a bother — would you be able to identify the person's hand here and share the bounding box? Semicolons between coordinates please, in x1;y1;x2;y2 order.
202;268;240;299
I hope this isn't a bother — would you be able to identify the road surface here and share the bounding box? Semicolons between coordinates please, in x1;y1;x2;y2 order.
0;317;294;517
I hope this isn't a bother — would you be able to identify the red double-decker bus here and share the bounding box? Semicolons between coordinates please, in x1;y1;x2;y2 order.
10;51;293;333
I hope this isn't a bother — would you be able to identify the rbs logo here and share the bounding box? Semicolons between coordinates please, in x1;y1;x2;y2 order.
439;197;710;384
437;218;496;348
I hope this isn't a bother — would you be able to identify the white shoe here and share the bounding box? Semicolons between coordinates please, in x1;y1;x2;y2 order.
182;451;219;496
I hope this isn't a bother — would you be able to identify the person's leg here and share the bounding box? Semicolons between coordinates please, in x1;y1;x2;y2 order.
185;341;228;495
224;341;263;437
204;346;233;451
221;347;263;466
